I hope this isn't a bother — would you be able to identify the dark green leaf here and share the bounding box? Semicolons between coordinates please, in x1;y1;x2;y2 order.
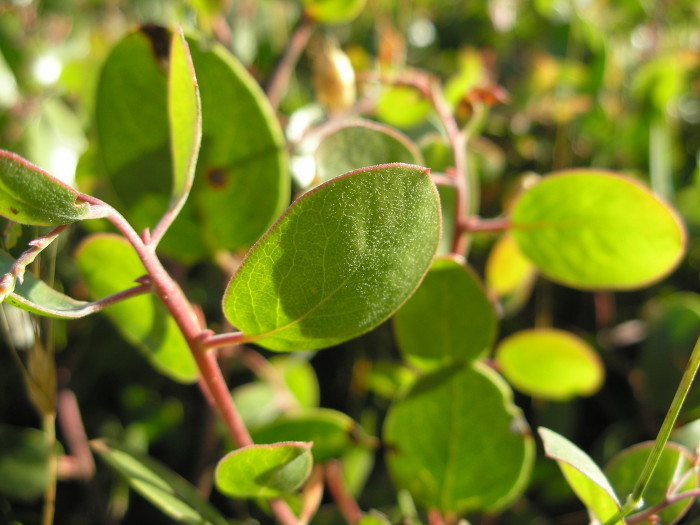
223;163;441;351
0;424;49;501
214;442;313;499
91;439;228;525
384;363;534;513
394;256;497;368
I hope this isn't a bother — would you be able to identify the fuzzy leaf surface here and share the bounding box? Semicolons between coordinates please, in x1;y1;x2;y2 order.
224;163;441;351
511;170;685;289
393;256;497;368
495;329;604;400
75;234;197;383
384;363;534;513
215;442;313;499
0;151;91;225
91;439;228;525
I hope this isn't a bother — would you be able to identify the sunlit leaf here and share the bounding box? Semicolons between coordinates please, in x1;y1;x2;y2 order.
302;0;366;24
394;256;497;368
75;234;197;383
315;120;422;183
0;151;96;226
223;163;441;351
485;233;537;300
168;27;201;207
511;170;686;289
539;427;622;524
215;442;313;499
495;329;604;400
375;86;431;129
91;439;228;525
606;442;697;525
384;363;534;513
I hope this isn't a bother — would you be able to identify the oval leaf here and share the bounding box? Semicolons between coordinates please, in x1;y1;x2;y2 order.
485;233;537;301
384;363;534;514
510;170;686;290
539;427;622;524
495;328;604;400
0;151;92;225
315;120;423;183
606;442;698;525
91;439;228;525
302;0;366;24
393;256;497;368
215;442;313;499
223;163;441;351
74;234;197;383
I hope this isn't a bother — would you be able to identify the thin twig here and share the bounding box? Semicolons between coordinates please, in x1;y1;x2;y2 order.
266;15;316;110
56;389;95;481
459;216;510;234
325;460;362;524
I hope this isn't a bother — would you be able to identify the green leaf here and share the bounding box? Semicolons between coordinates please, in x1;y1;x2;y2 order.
251;408;372;462
315;120;423;183
302;0;366;24
393;256;497;368
495;328;604;400
74;234;198;383
91;439;228;525
538;427;622;524
0;151;95;225
0;424;49;501
384;362;534;514
510;170;686;290
375;86;432;129
168;27;202;207
606;442;697;525
214;442;313;499
223;163;441;351
0;251;96;319
95;27;288;260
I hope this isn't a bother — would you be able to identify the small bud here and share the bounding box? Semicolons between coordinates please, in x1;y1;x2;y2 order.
310;38;356;114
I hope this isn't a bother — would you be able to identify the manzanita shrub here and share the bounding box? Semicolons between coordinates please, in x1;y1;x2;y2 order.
0;2;699;525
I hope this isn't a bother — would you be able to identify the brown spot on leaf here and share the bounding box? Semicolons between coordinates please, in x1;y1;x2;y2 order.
9;207;18;215
206;168;228;189
140;25;170;70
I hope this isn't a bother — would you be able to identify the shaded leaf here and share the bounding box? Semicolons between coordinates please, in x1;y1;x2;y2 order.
394;256;497;368
606;442;697;525
251;408;372;462
539;427;622;524
510;170;686;290
223;163;441;351
74;234;197;383
0;424;49;501
495;328;604;400
315;120;422;183
91;439;228;525
0;151;97;226
384;362;534;513
215;442;313;499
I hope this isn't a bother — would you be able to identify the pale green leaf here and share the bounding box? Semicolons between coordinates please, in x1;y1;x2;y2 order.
495;329;604;400
223;163;441;351
302;0;366;24
214;442;313;499
511;170;686;290
91;439;228;525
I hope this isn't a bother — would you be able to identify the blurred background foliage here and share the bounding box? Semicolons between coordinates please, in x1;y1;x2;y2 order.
0;0;699;523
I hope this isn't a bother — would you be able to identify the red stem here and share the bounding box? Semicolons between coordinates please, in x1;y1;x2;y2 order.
56;389;95;481
325;460;362;524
